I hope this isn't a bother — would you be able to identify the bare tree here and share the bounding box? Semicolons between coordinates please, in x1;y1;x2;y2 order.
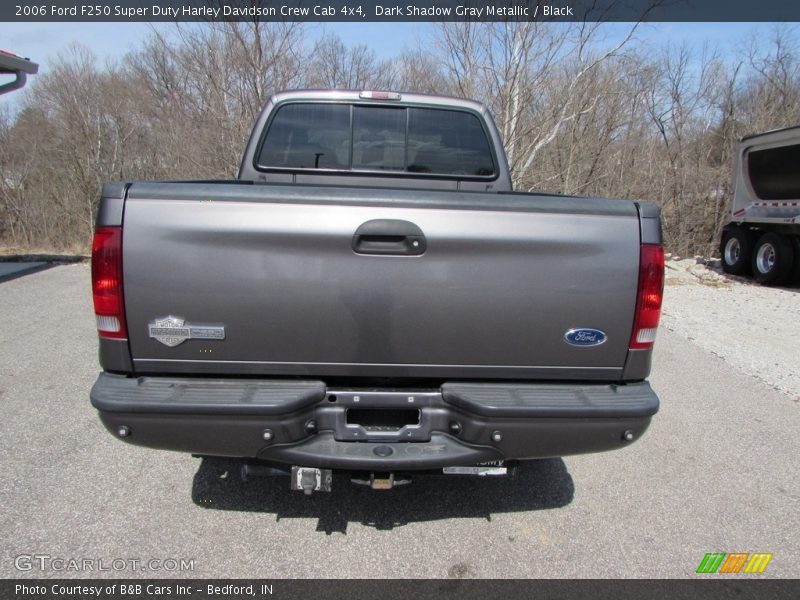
3;23;800;256
393;48;454;94
433;20;642;190
128;21;305;177
305;33;396;89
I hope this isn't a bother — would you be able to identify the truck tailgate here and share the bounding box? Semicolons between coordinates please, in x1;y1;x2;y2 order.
121;182;641;380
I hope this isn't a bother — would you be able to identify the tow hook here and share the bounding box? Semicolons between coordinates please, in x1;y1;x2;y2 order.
351;472;411;490
290;466;332;495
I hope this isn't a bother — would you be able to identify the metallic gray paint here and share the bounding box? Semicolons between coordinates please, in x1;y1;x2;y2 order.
622;347;654;381
125;181;639;216
636;201;661;219
122;192;640;379
98;338;133;373
639;217;662;245
95;183;127;227
131;359;623;380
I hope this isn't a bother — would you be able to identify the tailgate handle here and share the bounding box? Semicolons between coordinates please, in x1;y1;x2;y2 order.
352;219;427;256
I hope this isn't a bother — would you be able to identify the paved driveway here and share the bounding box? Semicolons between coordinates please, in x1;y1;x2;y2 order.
1;265;797;578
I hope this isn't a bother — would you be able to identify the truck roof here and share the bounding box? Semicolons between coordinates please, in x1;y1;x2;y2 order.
270;89;489;115
740;124;800;142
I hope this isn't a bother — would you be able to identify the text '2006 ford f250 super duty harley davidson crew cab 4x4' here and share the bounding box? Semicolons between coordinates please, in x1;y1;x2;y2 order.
90;90;664;494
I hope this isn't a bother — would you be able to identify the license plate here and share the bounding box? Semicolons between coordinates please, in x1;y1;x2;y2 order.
443;464;507;476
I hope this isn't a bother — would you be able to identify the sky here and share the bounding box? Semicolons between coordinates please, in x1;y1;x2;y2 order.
3;21;428;69
3;21;776;71
0;20;789;109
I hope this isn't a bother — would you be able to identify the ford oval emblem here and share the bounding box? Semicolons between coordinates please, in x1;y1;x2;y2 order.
564;328;607;346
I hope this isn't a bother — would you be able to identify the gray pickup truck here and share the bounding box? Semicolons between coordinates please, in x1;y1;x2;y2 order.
90;90;664;493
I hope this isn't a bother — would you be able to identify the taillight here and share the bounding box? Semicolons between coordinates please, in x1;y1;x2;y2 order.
629;244;664;350
92;226;127;339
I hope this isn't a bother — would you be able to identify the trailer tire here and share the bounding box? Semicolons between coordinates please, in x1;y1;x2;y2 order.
752;232;794;286
720;227;754;275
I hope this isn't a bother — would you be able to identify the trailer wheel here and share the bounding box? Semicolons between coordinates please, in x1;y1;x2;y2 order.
720;227;754;275
752;232;794;285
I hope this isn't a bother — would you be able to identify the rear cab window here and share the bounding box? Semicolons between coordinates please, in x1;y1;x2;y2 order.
256;102;496;179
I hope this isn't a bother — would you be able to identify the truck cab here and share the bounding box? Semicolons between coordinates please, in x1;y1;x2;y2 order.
238;90;513;191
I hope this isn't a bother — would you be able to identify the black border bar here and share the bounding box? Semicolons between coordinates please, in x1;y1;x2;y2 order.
3;0;800;22
3;579;799;600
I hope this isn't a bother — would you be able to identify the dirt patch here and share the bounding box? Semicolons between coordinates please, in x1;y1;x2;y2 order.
662;255;800;399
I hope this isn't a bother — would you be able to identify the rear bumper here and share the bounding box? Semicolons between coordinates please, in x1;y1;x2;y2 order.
91;373;659;470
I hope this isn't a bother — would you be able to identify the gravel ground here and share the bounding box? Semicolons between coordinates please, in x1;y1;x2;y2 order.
661;257;800;399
